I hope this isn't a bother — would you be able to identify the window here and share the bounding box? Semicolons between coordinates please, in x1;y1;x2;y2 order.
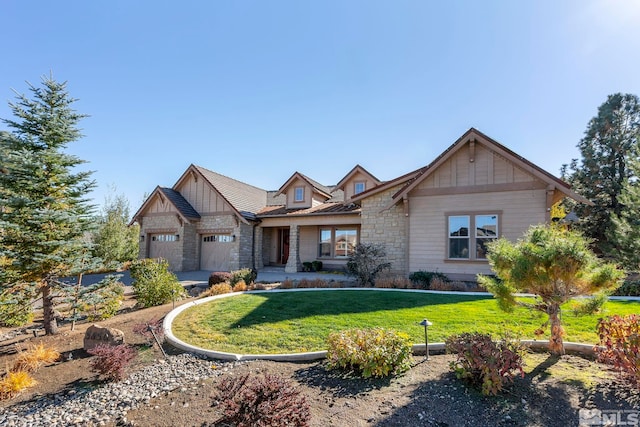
294;186;304;202
447;214;498;260
151;234;177;242
203;234;233;243
318;227;358;258
354;181;365;195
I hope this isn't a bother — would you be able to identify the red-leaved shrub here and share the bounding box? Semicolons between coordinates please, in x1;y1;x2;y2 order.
132;317;164;345
88;344;137;381
209;272;232;286
212;373;310;427
446;332;524;396
596;314;640;386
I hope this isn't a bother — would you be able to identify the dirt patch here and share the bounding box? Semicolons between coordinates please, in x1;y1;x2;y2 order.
1;295;638;426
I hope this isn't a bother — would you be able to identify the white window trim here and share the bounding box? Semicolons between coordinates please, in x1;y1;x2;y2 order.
445;212;500;261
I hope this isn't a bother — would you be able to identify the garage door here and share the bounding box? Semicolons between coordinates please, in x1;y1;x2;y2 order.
148;234;179;270
200;234;232;271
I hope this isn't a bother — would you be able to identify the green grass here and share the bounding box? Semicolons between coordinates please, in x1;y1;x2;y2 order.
171;290;639;354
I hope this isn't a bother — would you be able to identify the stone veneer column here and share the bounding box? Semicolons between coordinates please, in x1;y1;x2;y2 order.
285;225;301;273
253;226;264;269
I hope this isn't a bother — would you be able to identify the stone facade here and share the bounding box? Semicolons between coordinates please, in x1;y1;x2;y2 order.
285;225;302;273
359;184;408;275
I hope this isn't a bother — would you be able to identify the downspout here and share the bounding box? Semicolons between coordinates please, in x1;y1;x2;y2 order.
404;195;410;277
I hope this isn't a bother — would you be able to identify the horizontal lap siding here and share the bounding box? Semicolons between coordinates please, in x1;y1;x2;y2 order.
299;226;318;263
409;189;547;277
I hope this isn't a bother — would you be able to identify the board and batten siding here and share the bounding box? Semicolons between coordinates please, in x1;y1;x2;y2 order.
408;189;547;278
175;177;233;214
420;144;535;189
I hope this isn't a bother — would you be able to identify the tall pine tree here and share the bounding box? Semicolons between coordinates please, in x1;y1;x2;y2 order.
564;93;640;256
0;76;96;334
608;155;640;271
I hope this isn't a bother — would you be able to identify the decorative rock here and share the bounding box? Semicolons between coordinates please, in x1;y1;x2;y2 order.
83;324;125;351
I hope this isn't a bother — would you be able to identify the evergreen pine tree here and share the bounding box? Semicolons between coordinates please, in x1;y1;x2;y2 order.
564;93;640;255
608;156;640;271
0;76;96;334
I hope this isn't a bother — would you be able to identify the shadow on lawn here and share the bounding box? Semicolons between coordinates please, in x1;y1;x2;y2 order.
228;290;491;328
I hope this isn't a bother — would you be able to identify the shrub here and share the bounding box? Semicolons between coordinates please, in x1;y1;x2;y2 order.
0;293;34;327
230;268;257;287
132;317;165;345
296;278;329;288
346;243;391;286
596;314;640;385
327;328;412;378
88;344;137;382
0;371;37;400
446;332;525;396
409;271;449;289
279;279;294;289
212;373;311;427
302;262;313;272
613;280;640;296
374;275;411;289
209;272;232;286
12;344;60;373
82;279;125;321
311;260;323;272
430;279;467;292
130;258;186;308
201;283;233;297
249;282;267;291
232;280;248;292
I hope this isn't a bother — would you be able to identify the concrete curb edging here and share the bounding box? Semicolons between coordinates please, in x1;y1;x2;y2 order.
163;288;605;361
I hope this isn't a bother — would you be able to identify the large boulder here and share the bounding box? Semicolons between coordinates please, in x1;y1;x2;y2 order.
83;324;125;351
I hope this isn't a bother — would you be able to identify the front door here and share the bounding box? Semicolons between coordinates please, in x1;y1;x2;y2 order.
277;228;290;265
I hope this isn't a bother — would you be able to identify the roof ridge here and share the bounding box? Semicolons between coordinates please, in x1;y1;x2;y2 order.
193;164;268;192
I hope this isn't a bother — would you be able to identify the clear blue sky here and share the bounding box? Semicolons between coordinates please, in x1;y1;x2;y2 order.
2;1;639;214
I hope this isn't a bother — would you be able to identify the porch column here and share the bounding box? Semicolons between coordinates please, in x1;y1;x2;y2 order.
253;226;264;269
285;225;301;273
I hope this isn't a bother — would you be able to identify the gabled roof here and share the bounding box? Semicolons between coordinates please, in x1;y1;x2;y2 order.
172;165;267;224
275;171;332;199
334;164;381;191
257;202;360;218
130;186;200;225
192;165;267;214
159;187;201;219
349;166;424;203
353;128;591;207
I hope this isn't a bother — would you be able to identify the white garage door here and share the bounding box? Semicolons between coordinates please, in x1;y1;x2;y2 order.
148;234;179;270
200;234;232;271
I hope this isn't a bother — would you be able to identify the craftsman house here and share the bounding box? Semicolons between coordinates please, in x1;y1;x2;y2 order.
131;128;588;281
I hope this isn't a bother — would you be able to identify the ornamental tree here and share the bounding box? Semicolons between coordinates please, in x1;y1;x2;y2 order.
478;225;623;355
0;76;97;334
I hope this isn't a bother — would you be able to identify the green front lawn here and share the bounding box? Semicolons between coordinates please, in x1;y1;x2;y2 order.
171;290;638;354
